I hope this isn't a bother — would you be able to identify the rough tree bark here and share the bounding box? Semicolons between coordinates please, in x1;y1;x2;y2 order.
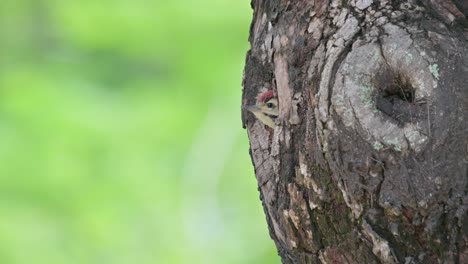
241;0;467;263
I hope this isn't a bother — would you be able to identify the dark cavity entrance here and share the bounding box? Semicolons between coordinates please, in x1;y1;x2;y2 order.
373;67;424;126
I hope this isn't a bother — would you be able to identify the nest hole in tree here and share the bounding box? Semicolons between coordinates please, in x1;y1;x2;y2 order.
373;67;425;126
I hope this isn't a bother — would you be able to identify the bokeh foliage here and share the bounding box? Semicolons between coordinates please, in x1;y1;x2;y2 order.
0;0;279;263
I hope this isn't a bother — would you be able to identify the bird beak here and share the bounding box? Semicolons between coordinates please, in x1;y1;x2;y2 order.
243;105;260;113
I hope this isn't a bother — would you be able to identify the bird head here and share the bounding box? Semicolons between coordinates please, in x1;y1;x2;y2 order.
244;90;278;128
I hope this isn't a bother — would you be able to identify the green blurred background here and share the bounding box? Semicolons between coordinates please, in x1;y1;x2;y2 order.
0;0;279;263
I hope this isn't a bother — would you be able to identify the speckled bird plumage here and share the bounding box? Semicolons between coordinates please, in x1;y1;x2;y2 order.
244;90;279;128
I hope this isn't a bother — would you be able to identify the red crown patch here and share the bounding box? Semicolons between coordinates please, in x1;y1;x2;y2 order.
257;90;276;103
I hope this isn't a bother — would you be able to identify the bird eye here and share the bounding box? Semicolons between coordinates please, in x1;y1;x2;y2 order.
267;103;274;108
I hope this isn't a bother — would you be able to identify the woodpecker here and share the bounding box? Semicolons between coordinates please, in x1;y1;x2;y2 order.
244;90;279;128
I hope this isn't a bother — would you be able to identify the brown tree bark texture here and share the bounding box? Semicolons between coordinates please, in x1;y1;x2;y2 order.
241;0;468;263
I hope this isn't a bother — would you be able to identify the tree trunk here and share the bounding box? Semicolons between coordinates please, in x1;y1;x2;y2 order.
241;1;468;263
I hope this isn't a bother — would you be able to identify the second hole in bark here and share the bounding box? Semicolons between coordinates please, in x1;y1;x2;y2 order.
373;67;423;126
